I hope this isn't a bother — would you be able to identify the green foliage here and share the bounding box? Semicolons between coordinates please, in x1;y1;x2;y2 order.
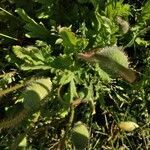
141;0;150;23
0;0;150;149
93;12;117;46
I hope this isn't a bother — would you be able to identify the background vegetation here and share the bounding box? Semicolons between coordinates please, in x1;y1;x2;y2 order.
0;0;150;149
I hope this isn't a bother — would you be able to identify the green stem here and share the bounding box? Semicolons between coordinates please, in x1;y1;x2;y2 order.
58;103;75;150
0;83;25;98
0;78;34;98
0;109;28;129
65;104;75;138
0;7;15;17
0;33;18;41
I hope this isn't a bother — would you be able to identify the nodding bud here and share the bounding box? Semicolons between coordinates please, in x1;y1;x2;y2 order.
77;47;139;83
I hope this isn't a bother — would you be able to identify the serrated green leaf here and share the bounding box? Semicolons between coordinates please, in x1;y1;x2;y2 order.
59;27;77;47
92;11;117;46
12;46;44;65
59;71;74;85
105;1;130;20
15;8;50;39
135;37;150;47
12;44;53;70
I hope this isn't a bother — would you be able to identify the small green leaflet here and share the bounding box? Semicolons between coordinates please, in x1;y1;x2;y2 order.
59;27;77;47
16;8;50;39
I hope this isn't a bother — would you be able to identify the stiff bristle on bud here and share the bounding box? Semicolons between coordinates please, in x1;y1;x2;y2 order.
116;16;130;34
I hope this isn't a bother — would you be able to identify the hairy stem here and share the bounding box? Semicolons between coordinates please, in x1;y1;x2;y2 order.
0;109;28;129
